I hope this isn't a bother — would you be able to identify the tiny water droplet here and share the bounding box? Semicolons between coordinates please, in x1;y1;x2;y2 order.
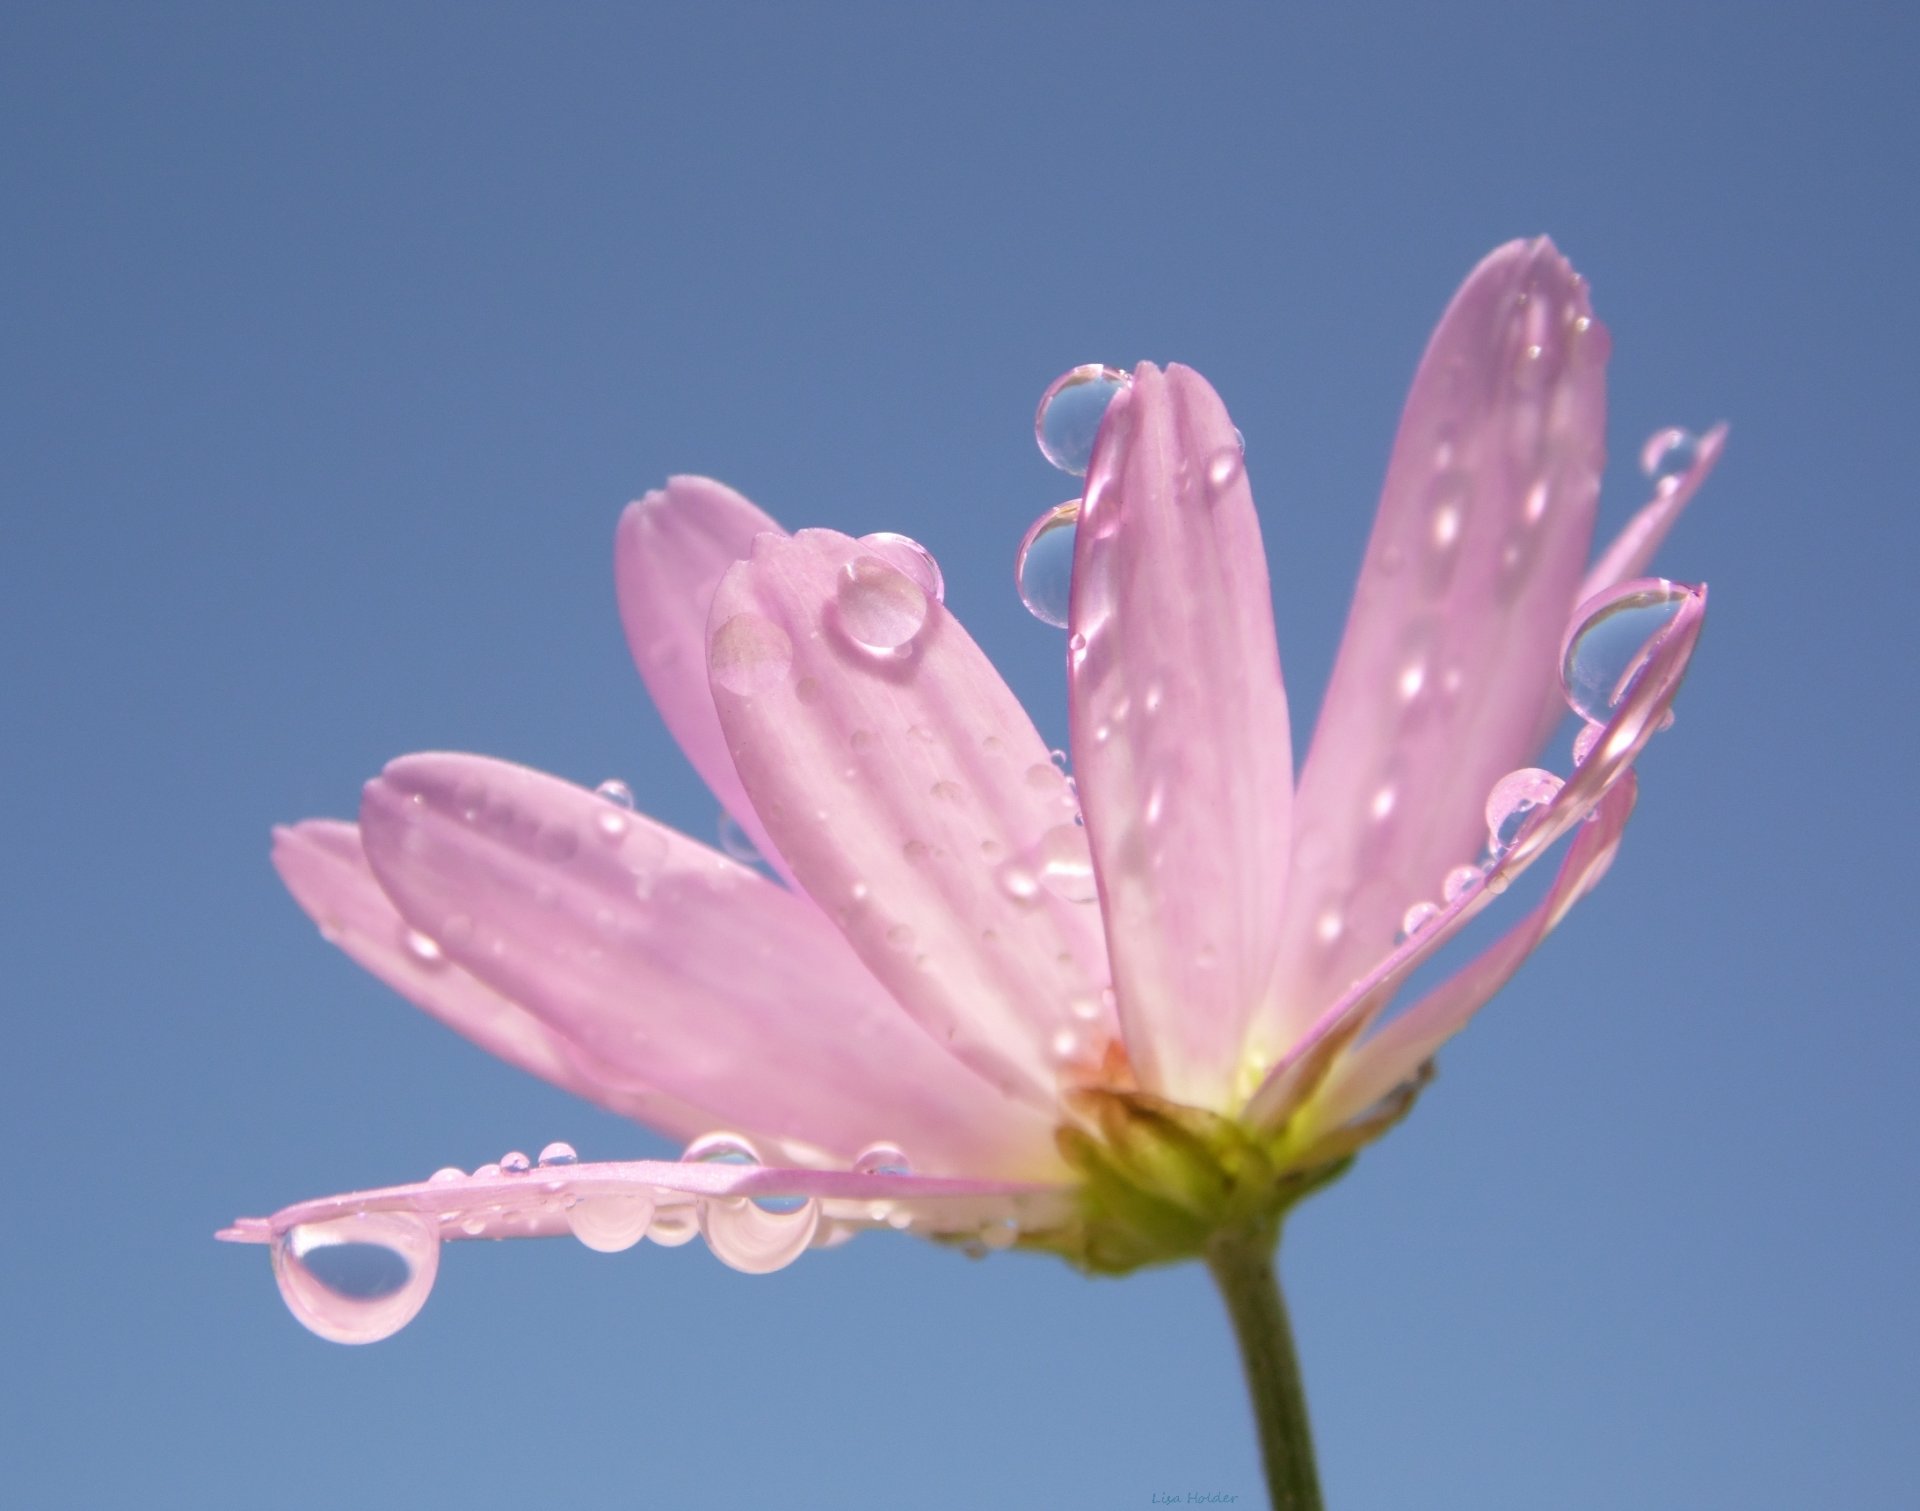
1441;864;1483;903
594;779;635;809
853;1143;912;1176
1397;900;1441;944
836;553;930;652
537;1141;577;1167
1639;427;1699;489
401;928;445;969
428;1166;466;1184
1016;502;1079;628
717;811;763;866
1485;767;1565;852
1560;578;1691;727
1035;364;1129;475
499;1151;531;1175
272;1211;440;1344
857;532;945;603
1206;445;1243;490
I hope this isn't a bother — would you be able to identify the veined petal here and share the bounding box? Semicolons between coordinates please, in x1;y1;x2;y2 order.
1070;363;1293;1107
1263;239;1609;1052
1245;581;1704;1129
615;476;793;881
1305;773;1637;1135
708;529;1118;1111
273;820;733;1142
358;753;1064;1179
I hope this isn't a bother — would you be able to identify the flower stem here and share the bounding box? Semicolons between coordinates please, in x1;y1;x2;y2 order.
1205;1222;1324;1511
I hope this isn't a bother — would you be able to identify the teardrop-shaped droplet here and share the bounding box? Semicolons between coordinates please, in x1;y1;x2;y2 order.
1441;864;1483;903
1559;578;1691;726
1035;365;1129;475
1639;427;1699;489
537;1141;577;1167
1485;767;1565;853
594;779;635;810
857;532;945;603
853;1142;913;1177
1016;502;1079;628
1397;900;1441;944
717;811;763;866
836;553;930;653
565;1193;655;1253
271;1211;440;1345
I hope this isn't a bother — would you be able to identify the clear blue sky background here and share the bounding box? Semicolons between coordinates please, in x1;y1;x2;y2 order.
4;4;1914;1508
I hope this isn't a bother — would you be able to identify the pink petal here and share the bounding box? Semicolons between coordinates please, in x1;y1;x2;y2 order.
707;529;1118;1110
1579;424;1726;605
1308;773;1638;1131
1263;238;1611;1051
1070;363;1293;1106
273;819;729;1140
1245;581;1704;1129
357;752;1065;1179
614;476;792;880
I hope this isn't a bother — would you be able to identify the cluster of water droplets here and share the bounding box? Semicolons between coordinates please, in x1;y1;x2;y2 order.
1015;365;1131;627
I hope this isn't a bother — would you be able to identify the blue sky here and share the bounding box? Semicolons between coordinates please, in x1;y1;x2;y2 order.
4;4;1915;1507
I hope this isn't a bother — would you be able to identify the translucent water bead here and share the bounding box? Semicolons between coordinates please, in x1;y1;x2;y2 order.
272;1211;440;1344
1035;365;1129;476
1560;578;1692;727
684;1133;820;1274
1016;502;1079;628
1485;768;1565;853
1640;427;1700;491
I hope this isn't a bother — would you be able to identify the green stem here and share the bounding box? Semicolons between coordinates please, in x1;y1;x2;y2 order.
1205;1223;1324;1511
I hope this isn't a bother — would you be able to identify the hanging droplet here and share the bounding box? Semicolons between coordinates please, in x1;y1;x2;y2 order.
1559;578;1691;726
1397;900;1441;943
1016;502;1079;628
499;1151;531;1175
684;1132;805;1215
271;1211;440;1345
1485;768;1565;853
1035;365;1129;475
684;1134;819;1273
717;811;764;866
857;532;945;602
566;1194;654;1253
1639;427;1699;490
853;1143;913;1176
537;1141;577;1167
594;779;635;809
835;553;930;653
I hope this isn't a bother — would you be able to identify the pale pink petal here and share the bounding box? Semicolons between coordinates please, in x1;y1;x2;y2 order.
273;820;729;1142
1070;363;1293;1106
1259;240;1610;1061
1244;581;1704;1128
614;476;792;879
707;529;1118;1110
1307;774;1637;1131
1579;424;1726;605
357;753;1065;1179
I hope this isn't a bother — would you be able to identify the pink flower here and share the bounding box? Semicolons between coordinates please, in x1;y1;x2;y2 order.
223;239;1716;1348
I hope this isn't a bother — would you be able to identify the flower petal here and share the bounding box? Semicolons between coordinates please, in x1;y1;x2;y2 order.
707;529;1118;1111
1070;363;1293;1107
1244;581;1704;1129
1305;773;1637;1134
357;752;1064;1178
1263;238;1611;1051
614;476;792;879
1579;423;1725;605
273;819;729;1139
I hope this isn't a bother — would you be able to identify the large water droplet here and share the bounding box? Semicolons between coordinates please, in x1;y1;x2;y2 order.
709;612;793;696
684;1134;818;1272
1035;365;1129;475
1016;502;1079;628
1033;824;1098;904
853;1142;913;1176
565;1193;655;1253
685;1133;805;1215
1560;578;1690;727
271;1211;440;1345
1639;427;1699;490
1485;768;1565;853
836;554;930;652
1441;864;1483;903
499;1151;531;1175
857;532;945;603
537;1141;577;1167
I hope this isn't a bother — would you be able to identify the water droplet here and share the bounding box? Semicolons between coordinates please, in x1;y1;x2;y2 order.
1016;502;1079;628
428;1166;465;1184
537;1141;577;1167
836;554;930;652
853;1143;912;1176
595;779;635;809
996;861;1040;904
1485;767;1565;852
1560;578;1691;726
857;532;945;602
1572;722;1602;765
647;1205;700;1247
717;811;763;865
565;1194;655;1253
500;1151;531;1175
1206;445;1243;490
271;1211;440;1344
1442;864;1483;903
1397;900;1441;943
1033;824;1098;904
709;612;794;696
1639;427;1699;490
401;928;445;969
685;1133;807;1216
1035;365;1129;475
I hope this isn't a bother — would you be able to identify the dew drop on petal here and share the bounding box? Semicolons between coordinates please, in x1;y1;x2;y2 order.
857;532;945;603
717;811;763;865
401;927;445;969
700;1194;820;1274
1485;767;1565;853
500;1151;531;1175
1016;503;1079;628
1035;365;1129;475
1441;864;1483;903
709;612;793;696
836;553;930;652
684;1132;806;1216
1572;722;1602;765
271;1211;440;1345
1560;578;1691;727
1397;900;1441;944
594;779;635;810
1639;427;1699;489
853;1143;913;1177
565;1193;655;1253
428;1166;466;1184
1034;824;1099;904
537;1141;577;1167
